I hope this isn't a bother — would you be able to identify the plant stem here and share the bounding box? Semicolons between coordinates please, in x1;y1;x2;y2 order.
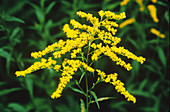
85;73;89;112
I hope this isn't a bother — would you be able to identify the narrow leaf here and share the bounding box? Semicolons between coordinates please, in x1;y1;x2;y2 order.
157;47;166;66
8;103;27;112
25;75;34;99
4;16;25;23
79;72;85;84
0;88;22;96
80;99;85;112
46;1;56;14
90;91;100;109
68;86;84;95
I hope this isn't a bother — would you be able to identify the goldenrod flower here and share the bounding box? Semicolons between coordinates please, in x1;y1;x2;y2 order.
119;18;135;28
150;28;165;38
147;5;159;23
151;0;157;3
136;0;144;11
120;0;130;6
15;10;145;103
96;69;136;103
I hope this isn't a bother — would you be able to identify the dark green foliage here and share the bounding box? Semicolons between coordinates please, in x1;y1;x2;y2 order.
0;0;169;112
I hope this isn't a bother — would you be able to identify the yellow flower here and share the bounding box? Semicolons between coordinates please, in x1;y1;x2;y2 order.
119;18;135;28
120;0;130;6
147;5;159;23
136;0;144;11
150;28;165;38
151;0;157;3
15;10;145;103
96;70;136;103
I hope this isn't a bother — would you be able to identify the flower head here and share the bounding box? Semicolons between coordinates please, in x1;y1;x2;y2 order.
15;10;145;103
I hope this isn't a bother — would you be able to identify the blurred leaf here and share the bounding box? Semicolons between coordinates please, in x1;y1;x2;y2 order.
157;47;166;66
45;1;56;14
140;107;155;112
90;91;100;109
0;82;6;86
104;1;120;10
0;48;10;59
131;90;156;99
132;60;140;75
80;99;85;112
165;11;169;24
9;27;20;41
150;81;159;93
8;103;27;112
25;75;34;99
143;65;156;73
0;88;22;96
3;15;25;23
29;3;45;23
138;79;148;91
126;35;140;50
61;0;72;7
157;1;167;6
110;101;128;112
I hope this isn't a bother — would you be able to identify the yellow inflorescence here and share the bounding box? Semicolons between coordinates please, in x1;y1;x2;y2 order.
147;5;159;23
119;18;135;28
150;28;165;38
120;0;130;6
151;0;157;3
136;0;144;11
96;69;136;103
15;10;145;103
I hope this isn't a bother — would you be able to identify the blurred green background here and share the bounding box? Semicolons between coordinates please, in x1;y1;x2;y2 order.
0;0;169;112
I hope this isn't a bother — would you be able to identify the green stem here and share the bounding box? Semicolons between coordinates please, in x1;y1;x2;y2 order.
85;73;89;112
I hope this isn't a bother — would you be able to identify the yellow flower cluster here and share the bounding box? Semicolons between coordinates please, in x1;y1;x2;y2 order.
136;0;144;11
119;18;135;28
120;0;130;6
51;59;95;99
96;69;136;103
150;28;165;38
15;10;146;103
151;0;157;3
147;5;159;23
15;57;57;77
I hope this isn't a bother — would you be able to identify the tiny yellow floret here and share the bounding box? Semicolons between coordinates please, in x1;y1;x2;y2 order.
150;28;165;38
119;18;135;28
148;5;159;23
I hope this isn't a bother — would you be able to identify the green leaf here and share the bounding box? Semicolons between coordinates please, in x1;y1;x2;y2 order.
138;79;148;91
131;90;156;99
90;91;100;109
0;88;22;96
143;65;156;73
0;82;6;86
25;75;34;99
68;86;85;95
165;11;169;24
157;47;166;66
79;72;85;84
80;99;85;112
3;15;25;23
10;27;20;41
8;103;27;112
157;1;167;6
104;1;120;10
150;81;159;93
126;35;140;50
35;8;45;23
0;48;10;59
45;1;56;14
